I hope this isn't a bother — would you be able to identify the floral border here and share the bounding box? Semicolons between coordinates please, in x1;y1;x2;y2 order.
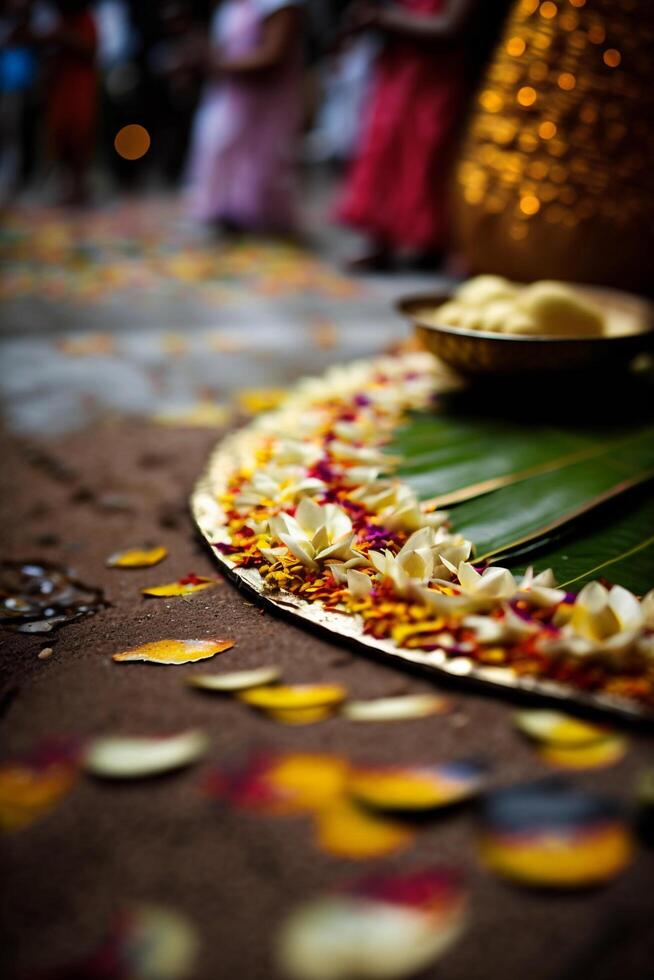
191;352;654;721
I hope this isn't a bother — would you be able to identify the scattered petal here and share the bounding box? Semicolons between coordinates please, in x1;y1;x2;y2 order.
277;869;467;980
315;798;413;859
142;576;218;597
112;638;234;665
265;706;336;725
347;761;486;812
83;730;209;779
342;694;451;723
514;710;612;747
479;783;633;887
538;735;628;770
187;666;281;692
238;684;347;711
152;401;231;428
0;742;79;831
107;546;168;568
237;387;287;414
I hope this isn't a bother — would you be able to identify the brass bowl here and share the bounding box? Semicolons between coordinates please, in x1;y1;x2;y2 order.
398;285;654;376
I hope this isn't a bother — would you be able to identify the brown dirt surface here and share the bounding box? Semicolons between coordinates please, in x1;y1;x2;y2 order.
2;422;654;980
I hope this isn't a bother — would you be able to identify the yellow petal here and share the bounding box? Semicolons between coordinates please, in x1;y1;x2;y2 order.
238;684;347;710
342;694;451;723
314;798;413;859
347;762;485;812
187;666;281;692
264;706;336;725
0;763;77;832
107;546;168;568
479;824;632;887
538;736;628;770
112;638;234;665
237;387;287;414
263;753;349;811
142;578;216;597
514;710;610;747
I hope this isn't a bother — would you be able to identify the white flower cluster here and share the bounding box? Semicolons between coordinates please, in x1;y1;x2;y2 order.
226;353;654;665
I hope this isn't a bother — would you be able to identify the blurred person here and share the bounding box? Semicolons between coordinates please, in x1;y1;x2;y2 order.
149;1;203;184
41;0;98;204
0;0;37;199
336;0;480;271
186;0;305;235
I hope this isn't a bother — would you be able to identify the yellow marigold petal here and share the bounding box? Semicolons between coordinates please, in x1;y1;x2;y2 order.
141;578;217;597
266;754;349;810
0;764;76;832
479;824;632;887
107;546;168;568
347;762;485;812
264;706;336;725
237;388;287;414
238;684;347;710
314;798;413;859
514;710;610;747
112;638;234;665
538;736;627;770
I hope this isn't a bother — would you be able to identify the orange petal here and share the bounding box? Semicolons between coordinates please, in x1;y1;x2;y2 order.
107;546;168;568
314;798;413;859
112;638;234;665
141;578;217;597
0;763;77;831
538;736;627;770
238;684;347;710
347;762;485;812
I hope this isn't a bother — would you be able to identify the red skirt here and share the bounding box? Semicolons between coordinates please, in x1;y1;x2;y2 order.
337;40;467;250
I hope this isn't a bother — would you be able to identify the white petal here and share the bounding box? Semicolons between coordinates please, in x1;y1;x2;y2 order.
346;568;373;598
83;731;209;779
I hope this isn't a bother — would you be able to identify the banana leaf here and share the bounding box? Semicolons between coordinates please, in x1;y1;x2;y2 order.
389;406;654;592
498;489;654;593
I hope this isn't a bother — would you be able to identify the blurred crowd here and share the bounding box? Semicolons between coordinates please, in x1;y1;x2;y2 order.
1;0;510;265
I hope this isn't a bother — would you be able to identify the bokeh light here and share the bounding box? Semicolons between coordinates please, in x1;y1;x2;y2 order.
114;125;151;161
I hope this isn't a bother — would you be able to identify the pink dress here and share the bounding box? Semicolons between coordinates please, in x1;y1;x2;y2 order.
186;0;304;231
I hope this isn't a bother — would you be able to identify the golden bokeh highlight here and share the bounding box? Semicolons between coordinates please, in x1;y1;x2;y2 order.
517;85;538;106
603;48;621;68
569;0;585;6
558;71;576;90
507;36;527;56
114;124;151;161
519;194;541;215
588;24;605;44
538;120;557;139
539;2;558;20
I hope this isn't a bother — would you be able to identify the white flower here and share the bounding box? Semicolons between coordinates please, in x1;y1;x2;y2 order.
234;465;325;509
351;481;447;533
269;439;323;467
516;567;566;608
415;561;518;617
545;581;645;659
463;606;539;645
329;564;374;598
329;440;397;468
268;498;359;570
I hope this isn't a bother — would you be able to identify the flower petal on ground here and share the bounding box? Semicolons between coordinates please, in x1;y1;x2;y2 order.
342;694;451;722
276;870;467;980
314;798;413;859
479;783;633;887
112;638;234;664
238;684;347;710
83;731;209;779
513;710;612;747
538;736;628;770
141;576;217;597
187;666;281;692
347;761;486;812
107;546;168;568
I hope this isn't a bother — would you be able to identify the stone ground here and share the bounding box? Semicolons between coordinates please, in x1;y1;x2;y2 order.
1;181;654;980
